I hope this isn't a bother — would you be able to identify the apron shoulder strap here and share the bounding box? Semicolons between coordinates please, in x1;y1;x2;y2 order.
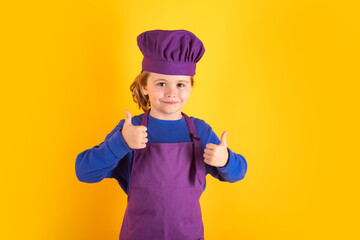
141;109;150;126
182;112;206;186
182;112;200;141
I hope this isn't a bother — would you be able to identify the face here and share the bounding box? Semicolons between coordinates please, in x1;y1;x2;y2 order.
141;72;193;120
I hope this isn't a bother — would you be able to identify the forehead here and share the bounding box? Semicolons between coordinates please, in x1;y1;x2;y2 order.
148;72;191;82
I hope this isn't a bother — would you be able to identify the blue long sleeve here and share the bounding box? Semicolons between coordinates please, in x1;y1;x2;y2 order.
75;113;247;194
75;119;132;183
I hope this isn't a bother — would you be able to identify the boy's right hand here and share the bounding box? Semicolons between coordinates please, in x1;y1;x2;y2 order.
121;110;148;149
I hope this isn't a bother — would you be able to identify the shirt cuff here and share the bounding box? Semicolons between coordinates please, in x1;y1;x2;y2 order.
217;147;236;173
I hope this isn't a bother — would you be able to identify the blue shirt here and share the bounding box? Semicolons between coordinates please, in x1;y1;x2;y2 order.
75;113;247;194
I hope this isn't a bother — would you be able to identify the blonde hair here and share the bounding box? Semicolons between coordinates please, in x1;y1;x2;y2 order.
130;70;194;112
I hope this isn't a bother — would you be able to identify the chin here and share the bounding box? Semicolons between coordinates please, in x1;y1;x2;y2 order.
162;107;182;114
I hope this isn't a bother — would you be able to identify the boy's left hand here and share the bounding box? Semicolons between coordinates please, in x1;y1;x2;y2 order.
203;131;229;168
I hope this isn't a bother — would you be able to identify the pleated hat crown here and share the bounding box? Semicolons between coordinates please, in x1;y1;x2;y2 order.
137;29;205;76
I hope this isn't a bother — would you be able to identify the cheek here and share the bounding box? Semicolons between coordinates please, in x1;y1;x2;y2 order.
179;89;191;99
149;89;163;99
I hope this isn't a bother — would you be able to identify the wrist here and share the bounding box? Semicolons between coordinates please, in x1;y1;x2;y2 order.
120;129;131;149
220;149;230;168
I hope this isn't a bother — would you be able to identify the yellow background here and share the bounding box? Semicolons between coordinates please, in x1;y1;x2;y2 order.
1;0;359;239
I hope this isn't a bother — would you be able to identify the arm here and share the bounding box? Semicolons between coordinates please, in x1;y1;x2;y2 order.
75;119;133;183
215;147;247;183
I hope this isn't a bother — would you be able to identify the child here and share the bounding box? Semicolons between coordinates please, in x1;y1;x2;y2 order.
75;29;247;240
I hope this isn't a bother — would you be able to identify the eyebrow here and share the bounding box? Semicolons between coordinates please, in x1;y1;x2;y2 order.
153;79;190;83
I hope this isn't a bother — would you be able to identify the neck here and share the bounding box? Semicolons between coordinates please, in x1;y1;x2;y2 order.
149;109;183;120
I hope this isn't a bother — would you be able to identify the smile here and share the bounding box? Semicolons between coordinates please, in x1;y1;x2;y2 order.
163;101;179;105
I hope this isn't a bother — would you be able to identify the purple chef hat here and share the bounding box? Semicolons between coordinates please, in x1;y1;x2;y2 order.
137;29;205;76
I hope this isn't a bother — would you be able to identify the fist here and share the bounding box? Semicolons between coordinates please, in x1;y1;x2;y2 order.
121;110;148;149
203;131;229;167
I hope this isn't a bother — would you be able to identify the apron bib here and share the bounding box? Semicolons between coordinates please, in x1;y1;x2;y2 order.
119;109;206;240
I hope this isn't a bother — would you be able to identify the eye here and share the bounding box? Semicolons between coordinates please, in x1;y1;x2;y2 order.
157;82;166;87
177;83;185;87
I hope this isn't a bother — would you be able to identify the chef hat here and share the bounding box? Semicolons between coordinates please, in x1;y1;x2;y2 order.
137;29;205;76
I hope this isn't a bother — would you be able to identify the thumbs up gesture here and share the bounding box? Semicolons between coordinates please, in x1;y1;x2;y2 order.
203;131;229;167
121;110;148;149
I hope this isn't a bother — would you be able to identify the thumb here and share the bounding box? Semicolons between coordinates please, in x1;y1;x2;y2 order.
124;110;133;126
219;131;228;146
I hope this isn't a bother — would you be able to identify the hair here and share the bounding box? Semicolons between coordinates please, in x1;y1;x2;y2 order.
130;70;194;112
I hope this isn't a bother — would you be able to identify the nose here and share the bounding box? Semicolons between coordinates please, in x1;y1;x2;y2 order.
166;86;177;97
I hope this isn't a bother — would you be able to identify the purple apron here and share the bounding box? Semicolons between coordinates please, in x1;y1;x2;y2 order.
119;109;206;240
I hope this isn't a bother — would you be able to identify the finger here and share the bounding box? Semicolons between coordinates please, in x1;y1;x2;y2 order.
219;131;228;146
124;110;133;126
138;125;147;132
204;148;214;154
203;156;212;165
203;152;212;159
205;143;217;150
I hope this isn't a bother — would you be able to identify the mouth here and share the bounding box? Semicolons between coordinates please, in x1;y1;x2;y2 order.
163;101;179;105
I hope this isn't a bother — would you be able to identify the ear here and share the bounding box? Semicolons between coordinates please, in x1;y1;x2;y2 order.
141;85;148;96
